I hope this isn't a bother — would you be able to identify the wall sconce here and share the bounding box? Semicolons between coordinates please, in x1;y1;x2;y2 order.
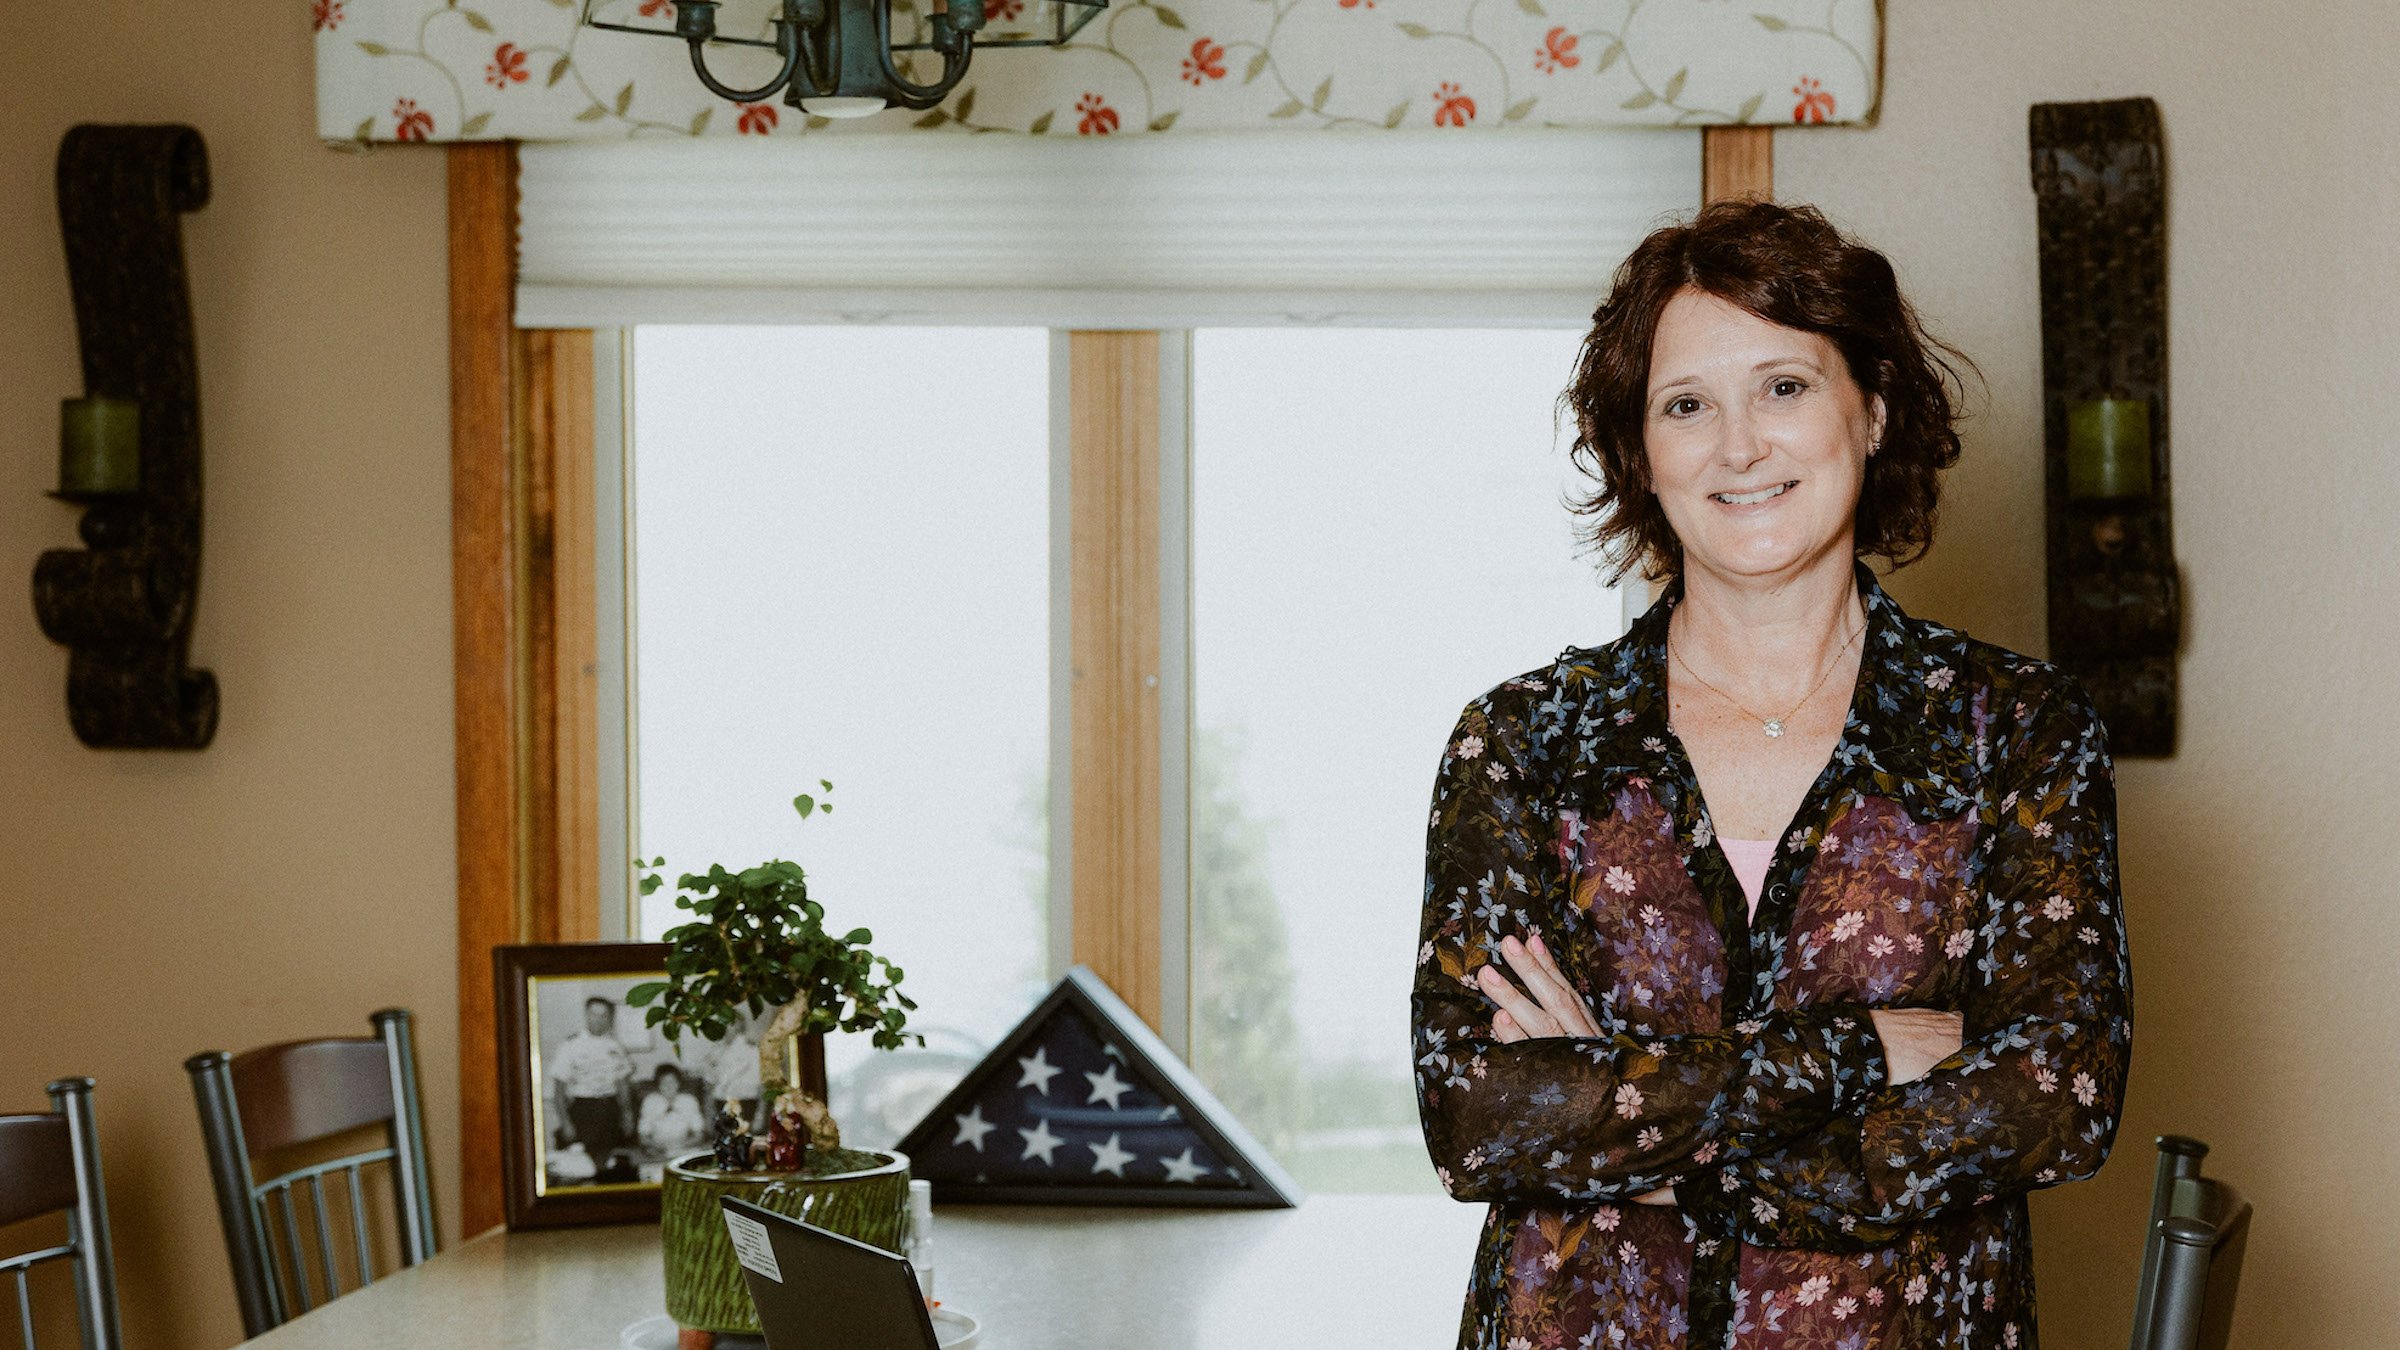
32;124;218;749
2029;98;2179;757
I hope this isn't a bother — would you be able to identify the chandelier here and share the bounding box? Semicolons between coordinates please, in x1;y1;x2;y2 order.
584;0;1107;119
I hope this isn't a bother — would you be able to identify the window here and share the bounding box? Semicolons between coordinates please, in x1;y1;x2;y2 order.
628;325;1053;1147
620;323;1633;1177
541;124;1695;1198
1187;328;1627;1193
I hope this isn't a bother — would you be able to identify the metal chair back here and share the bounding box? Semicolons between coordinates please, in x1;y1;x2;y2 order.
186;1008;437;1336
0;1078;122;1350
2129;1134;2250;1350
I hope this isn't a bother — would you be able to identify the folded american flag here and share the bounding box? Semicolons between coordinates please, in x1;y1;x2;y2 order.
896;966;1301;1208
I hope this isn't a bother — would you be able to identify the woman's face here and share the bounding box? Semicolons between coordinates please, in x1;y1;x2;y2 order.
657;1069;682;1096
1642;287;1884;586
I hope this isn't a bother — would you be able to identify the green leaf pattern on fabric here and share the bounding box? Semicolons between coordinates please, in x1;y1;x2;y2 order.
311;0;1880;141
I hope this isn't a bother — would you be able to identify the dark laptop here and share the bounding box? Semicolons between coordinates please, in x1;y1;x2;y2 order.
719;1196;941;1350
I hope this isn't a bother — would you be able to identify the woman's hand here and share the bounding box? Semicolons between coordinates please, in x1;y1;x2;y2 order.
1477;935;1678;1207
1475;933;1598;1041
1867;1007;1964;1085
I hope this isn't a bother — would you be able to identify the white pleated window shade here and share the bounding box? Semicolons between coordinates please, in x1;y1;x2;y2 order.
515;130;1698;328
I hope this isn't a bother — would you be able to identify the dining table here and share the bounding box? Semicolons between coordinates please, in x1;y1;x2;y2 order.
243;1194;1489;1349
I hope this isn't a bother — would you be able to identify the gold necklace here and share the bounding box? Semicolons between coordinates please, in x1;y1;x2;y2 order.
1668;610;1865;739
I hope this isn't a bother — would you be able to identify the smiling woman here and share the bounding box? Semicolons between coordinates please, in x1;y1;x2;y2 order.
1412;201;2130;1350
1642;289;1886;594
1561;201;1969;590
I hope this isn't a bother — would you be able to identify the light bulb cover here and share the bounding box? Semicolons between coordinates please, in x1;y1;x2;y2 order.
797;95;891;118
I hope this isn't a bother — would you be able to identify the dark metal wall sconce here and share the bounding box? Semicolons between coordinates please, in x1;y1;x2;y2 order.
2029;97;2178;757
33;124;219;749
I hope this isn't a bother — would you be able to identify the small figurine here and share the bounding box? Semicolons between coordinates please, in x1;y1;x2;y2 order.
766;1091;808;1171
766;1087;841;1170
711;1099;755;1174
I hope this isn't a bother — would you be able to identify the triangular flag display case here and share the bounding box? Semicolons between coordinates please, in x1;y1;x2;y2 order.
895;966;1302;1208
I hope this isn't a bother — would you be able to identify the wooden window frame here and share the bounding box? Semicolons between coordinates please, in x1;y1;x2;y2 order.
448;144;603;1236
444;131;1768;1237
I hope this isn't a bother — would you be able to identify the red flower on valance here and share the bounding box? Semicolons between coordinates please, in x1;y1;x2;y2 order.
487;43;530;88
393;98;434;141
737;102;779;134
1076;93;1119;134
1181;39;1227;84
1434;81;1475;126
311;0;345;33
1534;27;1578;74
985;0;1025;19
1792;75;1835;123
640;0;673;14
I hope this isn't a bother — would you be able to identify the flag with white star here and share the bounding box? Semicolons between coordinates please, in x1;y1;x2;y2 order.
895;966;1302;1208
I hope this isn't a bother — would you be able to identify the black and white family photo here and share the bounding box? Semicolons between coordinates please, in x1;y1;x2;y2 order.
529;973;769;1190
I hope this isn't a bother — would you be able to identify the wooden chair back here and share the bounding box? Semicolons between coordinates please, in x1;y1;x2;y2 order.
185;1008;437;1336
2129;1134;2251;1350
0;1078;122;1350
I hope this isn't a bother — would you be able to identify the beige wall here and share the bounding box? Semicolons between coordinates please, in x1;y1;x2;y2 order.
5;3;2394;1349
0;6;457;1350
1783;3;2400;1346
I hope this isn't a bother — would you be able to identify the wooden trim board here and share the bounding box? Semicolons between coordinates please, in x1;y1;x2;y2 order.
448;141;518;1239
516;328;602;947
1066;330;1164;1032
1702;126;1774;203
450;143;602;1238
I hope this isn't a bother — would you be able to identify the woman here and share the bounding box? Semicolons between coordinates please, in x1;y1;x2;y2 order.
638;1064;709;1157
1412;200;2130;1349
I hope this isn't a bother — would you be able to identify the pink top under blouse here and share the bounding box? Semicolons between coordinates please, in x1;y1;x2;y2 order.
1718;837;1776;921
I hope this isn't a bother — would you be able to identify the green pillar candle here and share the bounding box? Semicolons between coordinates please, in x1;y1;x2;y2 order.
59;396;141;495
2066;397;2152;501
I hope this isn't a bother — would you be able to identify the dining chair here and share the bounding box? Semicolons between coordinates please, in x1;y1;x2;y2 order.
2128;1134;2250;1350
185;1008;438;1336
0;1078;123;1350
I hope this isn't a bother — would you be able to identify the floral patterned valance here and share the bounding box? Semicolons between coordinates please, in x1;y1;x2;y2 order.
315;0;1878;143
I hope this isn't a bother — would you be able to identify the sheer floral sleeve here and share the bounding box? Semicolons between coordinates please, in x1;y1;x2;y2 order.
1681;673;2134;1249
1412;679;1892;1207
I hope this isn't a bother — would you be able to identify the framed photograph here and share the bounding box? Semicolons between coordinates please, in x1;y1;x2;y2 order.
495;943;775;1230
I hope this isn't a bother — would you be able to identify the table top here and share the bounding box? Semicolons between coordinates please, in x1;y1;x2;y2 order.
246;1195;1488;1350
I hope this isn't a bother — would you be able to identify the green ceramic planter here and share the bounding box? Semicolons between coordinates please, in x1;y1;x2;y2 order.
660;1148;911;1334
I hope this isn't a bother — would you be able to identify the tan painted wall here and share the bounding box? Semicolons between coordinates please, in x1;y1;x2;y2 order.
1782;3;2400;1346
4;3;2394;1349
0;6;458;1350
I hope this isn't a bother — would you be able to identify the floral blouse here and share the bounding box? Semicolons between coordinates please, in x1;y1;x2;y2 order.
1412;566;2132;1350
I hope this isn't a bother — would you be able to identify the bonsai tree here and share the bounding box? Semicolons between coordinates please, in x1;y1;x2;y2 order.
627;782;919;1162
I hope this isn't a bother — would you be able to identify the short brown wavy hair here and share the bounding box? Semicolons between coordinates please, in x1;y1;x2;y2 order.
1559;199;1971;583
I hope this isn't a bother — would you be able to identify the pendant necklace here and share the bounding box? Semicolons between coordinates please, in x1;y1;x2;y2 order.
1668;609;1865;739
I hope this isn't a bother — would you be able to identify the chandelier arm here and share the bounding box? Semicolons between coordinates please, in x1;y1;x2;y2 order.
795;23;836;100
872;2;973;105
815;2;844;99
685;22;804;103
